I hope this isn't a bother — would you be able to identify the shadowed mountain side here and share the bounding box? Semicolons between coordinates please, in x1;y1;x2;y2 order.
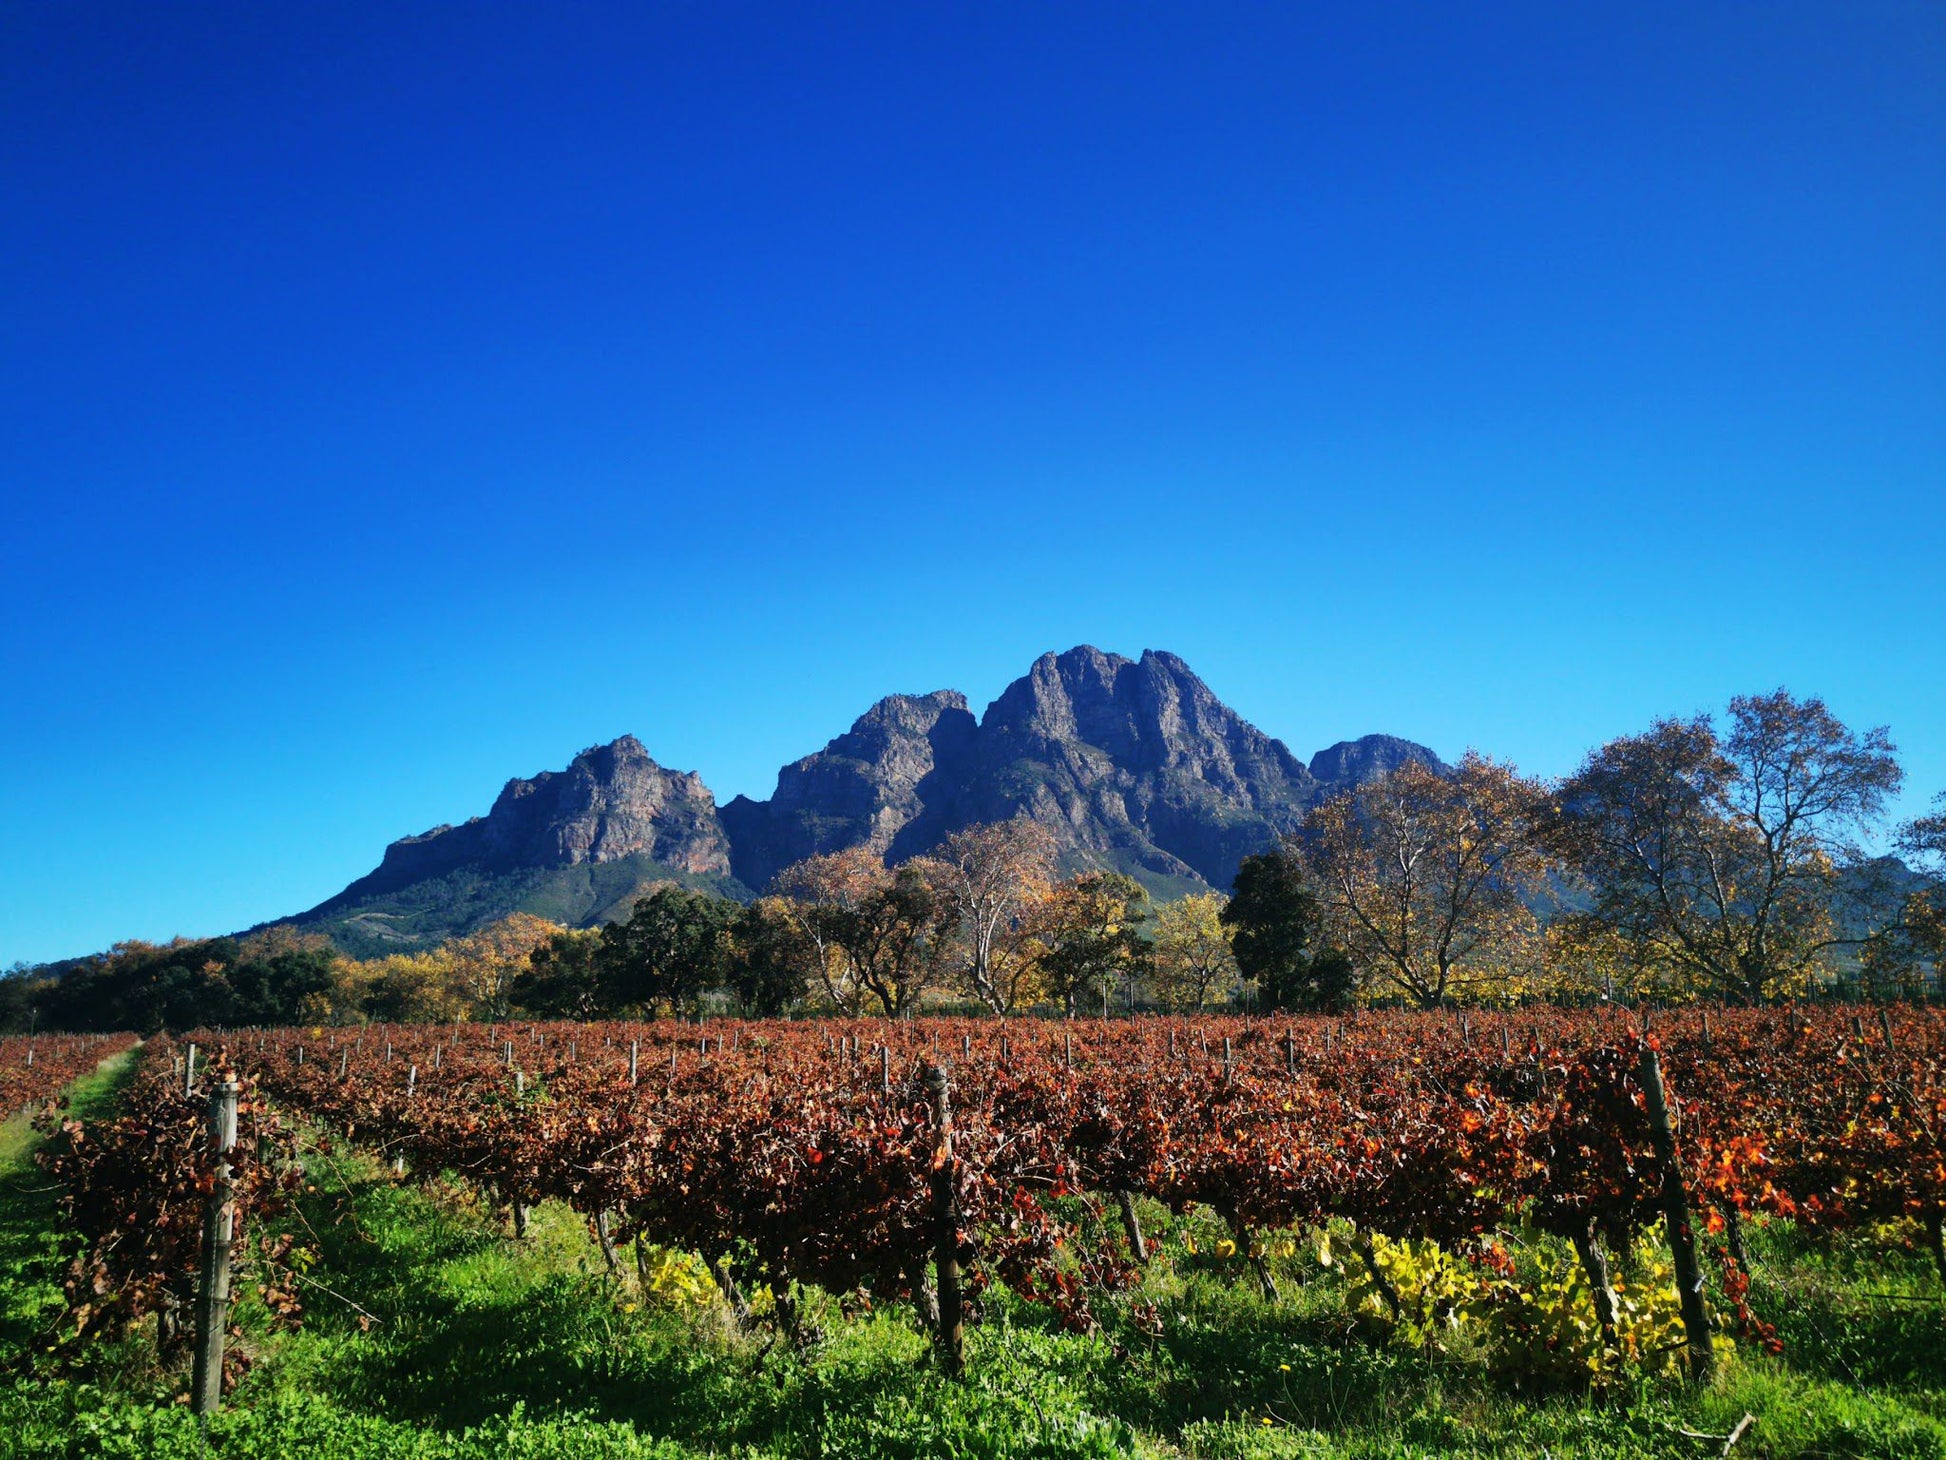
719;690;976;892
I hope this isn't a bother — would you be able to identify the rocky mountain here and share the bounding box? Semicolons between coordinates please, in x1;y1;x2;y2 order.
1308;734;1445;788
286;648;1444;952
290;737;743;955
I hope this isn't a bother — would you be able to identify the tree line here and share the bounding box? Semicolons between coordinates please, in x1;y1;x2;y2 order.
6;688;1942;1031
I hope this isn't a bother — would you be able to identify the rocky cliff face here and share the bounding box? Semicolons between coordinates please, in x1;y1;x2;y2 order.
719;690;977;891
320;735;732;909
892;647;1323;888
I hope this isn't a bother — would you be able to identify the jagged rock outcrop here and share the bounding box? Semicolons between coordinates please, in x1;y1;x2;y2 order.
883;647;1322;889
315;735;732;909
720;690;976;891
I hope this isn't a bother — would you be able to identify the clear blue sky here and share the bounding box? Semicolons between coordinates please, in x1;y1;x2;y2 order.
3;3;1941;965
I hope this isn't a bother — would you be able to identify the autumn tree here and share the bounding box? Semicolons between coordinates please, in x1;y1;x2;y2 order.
1869;791;1946;992
353;950;471;1023
1302;753;1550;1007
447;913;566;1019
1150;893;1240;1009
1029;871;1152;1016
773;849;957;1016
1222;849;1355;1011
932;818;1059;1013
1547;691;1904;1003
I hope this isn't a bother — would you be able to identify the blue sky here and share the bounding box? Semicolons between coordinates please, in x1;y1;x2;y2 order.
2;3;1941;965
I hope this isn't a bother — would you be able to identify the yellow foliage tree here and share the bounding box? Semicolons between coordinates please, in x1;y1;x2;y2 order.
1303;753;1550;1007
1149;892;1239;1009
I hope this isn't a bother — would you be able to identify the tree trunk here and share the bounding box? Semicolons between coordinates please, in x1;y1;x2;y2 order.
1723;1205;1752;1280
595;1209;620;1274
1571;1223;1620;1345
1352;1234;1402;1321
1639;1044;1715;1382
713;1257;754;1327
1115;1189;1148;1263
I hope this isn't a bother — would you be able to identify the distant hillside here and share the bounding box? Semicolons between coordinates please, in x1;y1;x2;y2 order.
280;646;1444;951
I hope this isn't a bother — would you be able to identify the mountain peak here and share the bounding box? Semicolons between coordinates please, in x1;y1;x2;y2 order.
1308;734;1447;788
309;735;732;927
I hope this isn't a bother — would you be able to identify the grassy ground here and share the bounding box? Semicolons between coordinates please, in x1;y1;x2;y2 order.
0;1071;1942;1458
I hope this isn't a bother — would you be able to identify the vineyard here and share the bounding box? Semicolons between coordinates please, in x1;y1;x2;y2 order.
0;1033;138;1115
9;1008;1946;1458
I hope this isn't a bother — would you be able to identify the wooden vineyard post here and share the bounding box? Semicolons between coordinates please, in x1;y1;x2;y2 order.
924;1064;964;1378
191;1076;241;1415
629;1040;639;1086
183;1042;197;1098
881;1044;892;1095
1638;1043;1714;1382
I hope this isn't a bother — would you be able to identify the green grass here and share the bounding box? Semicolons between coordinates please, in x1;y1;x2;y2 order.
1;1080;1942;1459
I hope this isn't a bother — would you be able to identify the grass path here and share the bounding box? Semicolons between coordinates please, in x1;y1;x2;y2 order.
0;1043;141;1370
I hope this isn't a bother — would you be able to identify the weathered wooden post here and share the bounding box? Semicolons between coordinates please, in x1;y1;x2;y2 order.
339;1045;349;1080
924;1064;964;1378
881;1044;892;1095
183;1043;198;1098
191;1076;241;1415
1639;1043;1714;1381
629;1040;639;1085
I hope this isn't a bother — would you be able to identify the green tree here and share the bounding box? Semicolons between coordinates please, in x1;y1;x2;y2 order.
1150;892;1240;1009
510;927;605;1018
1223;850;1355;1011
596;886;742;1014
723;898;812;1017
773;849;957;1016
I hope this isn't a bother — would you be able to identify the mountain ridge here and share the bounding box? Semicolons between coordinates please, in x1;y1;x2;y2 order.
285;647;1445;954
